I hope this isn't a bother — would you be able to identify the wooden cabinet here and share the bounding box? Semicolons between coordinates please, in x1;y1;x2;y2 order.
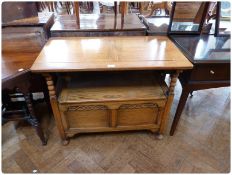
57;71;167;137
169;35;230;135
30;36;193;144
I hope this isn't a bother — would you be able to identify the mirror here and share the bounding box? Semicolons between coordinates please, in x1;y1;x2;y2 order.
169;2;209;33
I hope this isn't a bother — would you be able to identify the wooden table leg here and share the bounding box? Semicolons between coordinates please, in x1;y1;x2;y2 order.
121;2;126;27
43;73;69;145
139;2;145;14
24;93;47;145
74;2;80;28
170;87;190;136
159;71;180;137
114;1;117;16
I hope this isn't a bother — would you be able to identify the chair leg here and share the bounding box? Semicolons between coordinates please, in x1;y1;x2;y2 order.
165;8;169;15
24;93;47;145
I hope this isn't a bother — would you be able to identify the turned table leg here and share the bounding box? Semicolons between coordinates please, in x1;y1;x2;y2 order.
170;87;190;136
43;73;69;145
24;93;47;145
159;71;181;136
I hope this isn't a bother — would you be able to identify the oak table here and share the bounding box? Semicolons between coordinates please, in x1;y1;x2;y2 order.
30;36;193;145
169;35;230;135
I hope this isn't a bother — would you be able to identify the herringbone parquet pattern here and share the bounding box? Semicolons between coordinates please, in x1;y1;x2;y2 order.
2;81;230;173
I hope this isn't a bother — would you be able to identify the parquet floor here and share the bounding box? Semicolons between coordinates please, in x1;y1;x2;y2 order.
2;81;230;173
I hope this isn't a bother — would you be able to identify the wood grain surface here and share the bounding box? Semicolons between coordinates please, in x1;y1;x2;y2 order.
2;12;54;27
31;36;193;72
58;71;166;104
2;12;54;81
2;53;39;81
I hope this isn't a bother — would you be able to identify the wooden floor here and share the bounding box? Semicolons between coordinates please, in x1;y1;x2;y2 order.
2;80;230;173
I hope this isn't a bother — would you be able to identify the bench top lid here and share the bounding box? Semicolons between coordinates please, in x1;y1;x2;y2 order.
31;36;193;72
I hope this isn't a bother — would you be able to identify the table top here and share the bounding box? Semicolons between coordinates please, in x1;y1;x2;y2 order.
2;12;55;83
2;52;39;82
50;14;146;32
30;36;193;72
170;35;231;64
2;12;54;27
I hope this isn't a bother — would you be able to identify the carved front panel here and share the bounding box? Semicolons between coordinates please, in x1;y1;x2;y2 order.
117;103;161;127
60;104;110;130
59;101;164;133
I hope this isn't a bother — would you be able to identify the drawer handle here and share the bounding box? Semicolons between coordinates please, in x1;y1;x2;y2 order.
210;70;215;75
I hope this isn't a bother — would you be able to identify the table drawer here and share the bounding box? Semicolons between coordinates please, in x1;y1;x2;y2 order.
191;63;230;81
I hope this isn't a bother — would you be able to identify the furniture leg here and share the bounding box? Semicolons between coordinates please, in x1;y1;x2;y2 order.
165;8;169;15
74;2;80;27
24;93;47;145
46;2;51;12
170;87;190;136
43;74;68;145
139;2;143;14
155;133;164;140
114;2;117;16
51;2;54;12
62;138;70;146
159;71;180;135
121;2;126;27
65;2;70;15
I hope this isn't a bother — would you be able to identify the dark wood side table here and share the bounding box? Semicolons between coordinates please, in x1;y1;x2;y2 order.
1;12;54;145
169;34;230;135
